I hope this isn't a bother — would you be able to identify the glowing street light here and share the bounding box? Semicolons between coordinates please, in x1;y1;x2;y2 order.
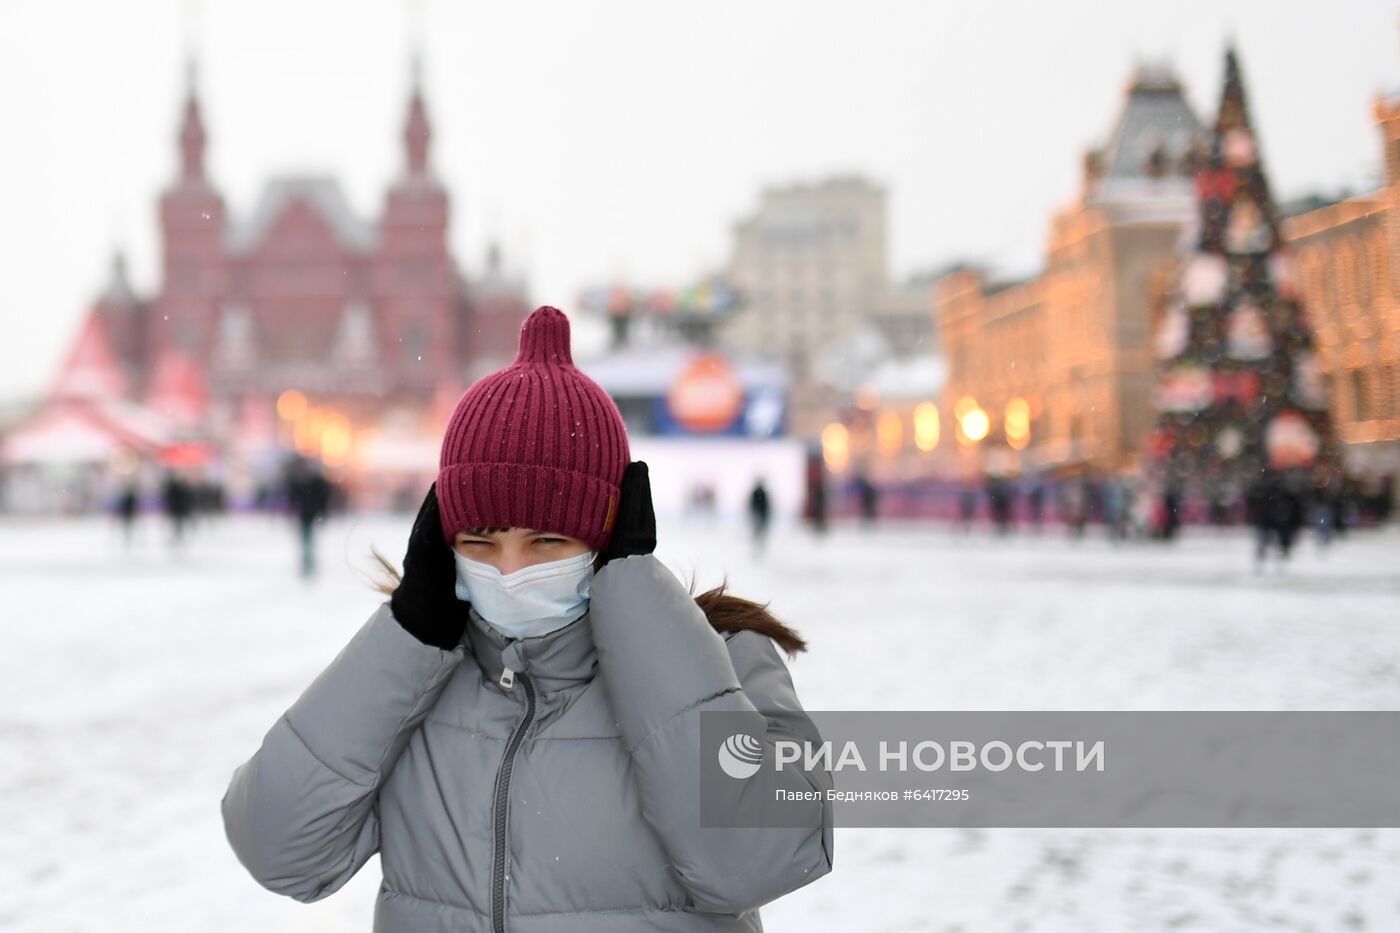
876;411;903;456
277;389;308;422
913;401;940;452
1005;397;1030;450
955;394;989;444
821;421;849;472
960;407;990;442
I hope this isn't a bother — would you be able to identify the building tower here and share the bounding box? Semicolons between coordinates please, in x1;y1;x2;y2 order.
152;62;226;370
373;57;457;398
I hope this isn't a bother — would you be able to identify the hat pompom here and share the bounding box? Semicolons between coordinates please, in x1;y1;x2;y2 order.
514;305;573;366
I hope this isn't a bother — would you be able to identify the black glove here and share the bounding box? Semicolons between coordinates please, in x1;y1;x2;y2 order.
390;483;470;650
596;461;657;571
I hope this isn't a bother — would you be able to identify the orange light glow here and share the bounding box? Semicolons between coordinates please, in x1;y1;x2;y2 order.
277;389;308;422
1005;396;1030;445
959;407;990;443
821;422;849;472
913;402;940;452
876;411;903;456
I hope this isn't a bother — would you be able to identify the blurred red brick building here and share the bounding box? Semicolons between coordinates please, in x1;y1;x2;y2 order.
75;68;530;493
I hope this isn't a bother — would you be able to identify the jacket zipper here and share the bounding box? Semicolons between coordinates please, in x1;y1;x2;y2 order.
491;666;535;933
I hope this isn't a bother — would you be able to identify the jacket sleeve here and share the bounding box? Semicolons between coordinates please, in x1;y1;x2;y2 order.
589;554;834;915
220;600;466;903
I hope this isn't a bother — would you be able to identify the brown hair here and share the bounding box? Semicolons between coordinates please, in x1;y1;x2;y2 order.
366;536;808;658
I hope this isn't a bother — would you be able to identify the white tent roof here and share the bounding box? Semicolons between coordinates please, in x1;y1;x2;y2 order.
2;407;132;464
0;399;179;466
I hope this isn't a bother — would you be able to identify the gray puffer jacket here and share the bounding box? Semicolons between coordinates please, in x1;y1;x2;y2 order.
221;552;834;931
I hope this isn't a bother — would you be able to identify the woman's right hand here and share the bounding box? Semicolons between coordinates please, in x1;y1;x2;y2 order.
390;482;470;650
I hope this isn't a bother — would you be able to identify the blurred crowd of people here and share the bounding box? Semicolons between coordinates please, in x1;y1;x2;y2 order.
71;449;1400;579
811;467;1394;571
104;454;346;577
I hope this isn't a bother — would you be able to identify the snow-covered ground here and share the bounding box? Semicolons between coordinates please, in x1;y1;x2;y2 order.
1;511;1397;931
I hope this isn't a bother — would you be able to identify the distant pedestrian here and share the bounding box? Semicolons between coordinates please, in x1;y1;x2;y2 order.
855;473;879;529
958;484;978;533
1246;476;1304;572
804;449;828;535
1312;486;1338;554
985;475;1013;536
748;475;772;559
1071;475;1101;538
1104;477;1129;543
285;456;332;578
1027;480;1045;534
115;478;140;548
160;468;194;549
1161;483;1183;541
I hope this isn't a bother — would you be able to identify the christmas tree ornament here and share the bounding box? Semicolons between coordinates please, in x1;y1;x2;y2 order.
1156;365;1215;412
1224;198;1271;253
1222;128;1257;167
1266;411;1320;469
1215;425;1244;459
1268;250;1299;300
1156;303;1191;359
1292;353;1329;409
1183;253;1229;305
1225;300;1273;359
1195;168;1236;201
1236;370;1261;405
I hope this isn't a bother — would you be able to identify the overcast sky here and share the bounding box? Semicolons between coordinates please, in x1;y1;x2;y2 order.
1;0;1395;404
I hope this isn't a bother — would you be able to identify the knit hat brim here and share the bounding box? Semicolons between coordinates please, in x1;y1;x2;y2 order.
437;461;620;552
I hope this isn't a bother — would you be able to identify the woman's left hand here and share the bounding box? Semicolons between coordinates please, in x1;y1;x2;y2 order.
595;460;656;571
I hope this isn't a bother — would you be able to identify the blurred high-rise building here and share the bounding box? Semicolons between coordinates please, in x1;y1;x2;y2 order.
722;176;890;439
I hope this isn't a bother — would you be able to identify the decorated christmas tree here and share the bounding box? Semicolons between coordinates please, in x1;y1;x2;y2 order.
1144;45;1344;505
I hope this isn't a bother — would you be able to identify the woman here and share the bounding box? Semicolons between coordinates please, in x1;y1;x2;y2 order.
221;305;835;932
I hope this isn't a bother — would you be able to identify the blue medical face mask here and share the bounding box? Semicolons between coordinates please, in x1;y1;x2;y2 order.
453;547;596;640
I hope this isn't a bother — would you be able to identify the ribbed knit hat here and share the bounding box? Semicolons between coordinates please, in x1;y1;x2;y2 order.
436;305;630;551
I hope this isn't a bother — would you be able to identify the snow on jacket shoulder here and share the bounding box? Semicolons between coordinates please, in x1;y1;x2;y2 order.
220;551;834;932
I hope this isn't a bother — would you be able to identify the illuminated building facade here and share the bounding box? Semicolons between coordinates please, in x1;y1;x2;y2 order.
935;66;1203;477
1265;91;1400;484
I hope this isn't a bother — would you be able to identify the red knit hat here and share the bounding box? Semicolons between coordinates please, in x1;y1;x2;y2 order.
436;305;630;551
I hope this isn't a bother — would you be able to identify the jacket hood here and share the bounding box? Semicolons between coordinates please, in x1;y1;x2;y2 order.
463;603;598;694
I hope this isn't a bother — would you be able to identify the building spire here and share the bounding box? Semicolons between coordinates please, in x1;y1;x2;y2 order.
101;249;136;305
404;53;431;177
1216;43;1254;136
1207;44;1277;221
179;58;207;182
